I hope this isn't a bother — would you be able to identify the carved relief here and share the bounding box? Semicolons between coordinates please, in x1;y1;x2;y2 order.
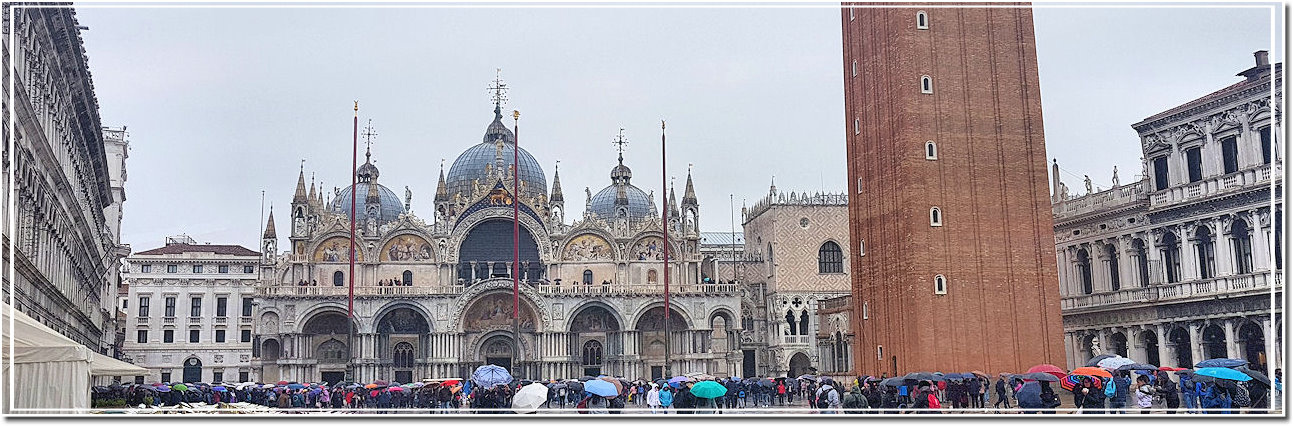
563;234;613;261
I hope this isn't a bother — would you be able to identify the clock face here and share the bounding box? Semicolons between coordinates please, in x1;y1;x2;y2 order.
187;358;198;366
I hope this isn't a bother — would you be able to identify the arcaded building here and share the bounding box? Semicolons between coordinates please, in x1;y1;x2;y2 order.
843;4;1065;376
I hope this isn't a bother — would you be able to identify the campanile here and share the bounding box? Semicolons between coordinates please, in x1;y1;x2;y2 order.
843;3;1066;376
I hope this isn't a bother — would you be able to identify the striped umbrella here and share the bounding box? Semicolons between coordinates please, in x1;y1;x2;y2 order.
1061;374;1104;392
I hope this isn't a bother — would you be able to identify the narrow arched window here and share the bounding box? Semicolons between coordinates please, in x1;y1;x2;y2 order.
1231;220;1253;274
818;241;843;273
934;275;947;294
851;60;858;77
926;141;937;159
333;271;344;286
930;207;942;227
402;270;413;286
582;269;593;285
854;118;860;134
859;239;866;257
921;76;933;94
916;11;929;29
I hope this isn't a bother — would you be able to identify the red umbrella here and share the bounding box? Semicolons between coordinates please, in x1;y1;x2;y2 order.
1158;367;1187;371
370;390;379;398
442;379;460;386
1070;366;1114;379
276;380;289;386
1026;364;1067;380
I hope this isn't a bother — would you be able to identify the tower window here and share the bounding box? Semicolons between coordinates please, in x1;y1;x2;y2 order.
857;177;863;194
862;302;868;320
916;11;929;29
930;207;943;227
934;275;947;294
925;141;937;159
849;7;854;21
859;239;866;257
921;76;933;94
852;60;857;77
854;118;860;134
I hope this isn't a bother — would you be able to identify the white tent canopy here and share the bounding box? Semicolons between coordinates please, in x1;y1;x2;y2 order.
2;302;146;414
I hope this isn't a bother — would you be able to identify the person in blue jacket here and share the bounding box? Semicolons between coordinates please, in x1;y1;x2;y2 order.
658;386;674;413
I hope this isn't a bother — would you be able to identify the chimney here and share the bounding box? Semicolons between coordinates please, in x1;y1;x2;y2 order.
1255;50;1269;67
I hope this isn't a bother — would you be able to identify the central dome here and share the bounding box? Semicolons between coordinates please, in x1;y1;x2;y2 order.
445;107;547;201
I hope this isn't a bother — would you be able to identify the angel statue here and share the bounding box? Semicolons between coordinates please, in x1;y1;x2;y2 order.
405;186;413;212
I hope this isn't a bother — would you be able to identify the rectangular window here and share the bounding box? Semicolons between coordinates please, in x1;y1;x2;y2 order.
141;265;152;273
167;264;177;273
1186;147;1203;182
137;330;148;343
215;330;226;343
163;330;174;343
218;265;229;273
241;329;252;343
190;297;202;317
239;372;250;383
1153;156;1170;190
138;297;150;317
135;376;145;385
849;7;854;21
244;265;255;274
189;330;200;343
216;297;227;317
1261;126;1272;164
213;371;223;383
193;265;203;273
862;302;868;320
1221;136;1239;174
857;177;862;194
164;297;176;317
877;345;883;361
242;298;253;317
161;372;171;383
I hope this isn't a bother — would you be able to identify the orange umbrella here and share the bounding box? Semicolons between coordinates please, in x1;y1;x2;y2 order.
365;383;379;389
1070;366;1113;378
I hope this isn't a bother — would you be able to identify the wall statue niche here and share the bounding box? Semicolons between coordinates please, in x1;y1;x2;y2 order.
563;234;613;261
382;234;435;262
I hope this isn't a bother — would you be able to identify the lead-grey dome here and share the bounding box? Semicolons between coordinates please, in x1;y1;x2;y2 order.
330;183;404;225
445;107;547;201
590;184;653;221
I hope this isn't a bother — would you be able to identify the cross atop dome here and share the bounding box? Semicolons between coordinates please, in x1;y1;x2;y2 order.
613;127;629;165
489;68;509;110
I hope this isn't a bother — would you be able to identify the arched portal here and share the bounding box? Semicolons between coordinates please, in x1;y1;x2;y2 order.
376;307;430;384
182;357;203;383
788;352;813;377
1238;321;1266;370
1110;332;1128;358
480;334;516;372
1169;327;1191;368
570;304;621;377
1202;324;1226;359
260;339;281;383
1140;330;1160;367
635;306;689;378
303;311;353;382
457;219;544;284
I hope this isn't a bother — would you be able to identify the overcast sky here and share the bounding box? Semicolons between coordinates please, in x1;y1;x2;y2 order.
73;3;1281;252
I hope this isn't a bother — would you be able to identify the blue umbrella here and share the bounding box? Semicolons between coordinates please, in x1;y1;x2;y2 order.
472;364;513;388
584;379;618;397
1194;367;1253;382
212;386;227;392
1195;358;1247;368
668;376;689;384
286;383;305;390
154;385;171;392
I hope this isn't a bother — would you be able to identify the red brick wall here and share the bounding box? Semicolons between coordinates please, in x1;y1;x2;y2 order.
843;3;1065;377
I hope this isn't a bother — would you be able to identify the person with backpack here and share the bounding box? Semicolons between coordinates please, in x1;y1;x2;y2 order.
1109;371;1131;413
909;380;941;413
1228;379;1251;413
841;385;868;413
815;380;841;414
1134;375;1156;414
1181;373;1199;413
1200;381;1232;414
1154;371;1181;412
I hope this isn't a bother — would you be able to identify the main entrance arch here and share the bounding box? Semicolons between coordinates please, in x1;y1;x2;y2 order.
375;306;431;384
570;304;621;377
479;334;517;372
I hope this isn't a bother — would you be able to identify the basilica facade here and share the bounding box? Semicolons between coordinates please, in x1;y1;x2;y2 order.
251;97;742;384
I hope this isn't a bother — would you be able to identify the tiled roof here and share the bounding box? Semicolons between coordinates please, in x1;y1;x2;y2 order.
134;244;259;256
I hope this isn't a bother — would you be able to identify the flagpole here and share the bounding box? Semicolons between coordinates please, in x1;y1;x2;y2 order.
347;101;358;383
512;109;521;378
661;120;670;379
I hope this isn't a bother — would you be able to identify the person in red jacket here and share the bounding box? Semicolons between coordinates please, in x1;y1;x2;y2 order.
777;382;787;405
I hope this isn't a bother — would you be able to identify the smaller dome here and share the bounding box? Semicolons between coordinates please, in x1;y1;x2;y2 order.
590;184;653;221
330;182;404;225
357;161;380;182
611;163;632;182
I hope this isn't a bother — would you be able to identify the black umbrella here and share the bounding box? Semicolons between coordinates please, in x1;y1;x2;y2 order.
1116;363;1158;371
1084;354;1116;367
880;377;906;387
1019;372;1061;382
1236;367;1271;386
1195;358;1247;368
904;372;936;381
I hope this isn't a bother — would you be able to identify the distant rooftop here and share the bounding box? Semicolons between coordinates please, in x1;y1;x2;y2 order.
700;232;745;246
135;243;259;257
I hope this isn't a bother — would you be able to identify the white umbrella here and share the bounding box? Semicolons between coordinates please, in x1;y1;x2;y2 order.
511;383;549;414
1096;356;1136;370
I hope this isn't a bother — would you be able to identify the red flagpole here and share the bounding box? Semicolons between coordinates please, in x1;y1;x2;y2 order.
347;101;358;381
512;110;521;376
661;120;670;377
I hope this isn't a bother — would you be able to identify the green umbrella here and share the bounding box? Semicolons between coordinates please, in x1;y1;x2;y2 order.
172;383;189;392
689;380;726;399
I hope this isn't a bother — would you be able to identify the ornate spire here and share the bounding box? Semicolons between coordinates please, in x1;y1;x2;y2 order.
357;119;380;183
610;129;632;185
668;178;679;218
293;160;308;204
263;207;277;239
435;158;449;204
550;161;564;206
769;175;777;196
683;163;697;207
308;173;320;208
482;70;516;144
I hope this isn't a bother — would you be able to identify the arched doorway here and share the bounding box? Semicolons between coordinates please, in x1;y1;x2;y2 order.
1081;333;1099;361
1140;330;1160;367
635;306;689;380
182;357;203;383
1202;324;1226;359
260;339;281;383
788;352;812;377
480;335;516;372
1169;327;1191;368
457;219;544;284
303;311;353;383
377;306;430;384
1238;321;1266;371
570;305;620;377
1110;332;1128;357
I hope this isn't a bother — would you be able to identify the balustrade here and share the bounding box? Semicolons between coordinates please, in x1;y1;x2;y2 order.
1061;272;1275;311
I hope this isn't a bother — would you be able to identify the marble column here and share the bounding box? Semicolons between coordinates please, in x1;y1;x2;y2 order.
1064;332;1078;369
1130;326;1149;363
1252;210;1272;271
1188;323;1204;366
1155;323;1173;368
1225;318;1241;360
1216;218;1236;277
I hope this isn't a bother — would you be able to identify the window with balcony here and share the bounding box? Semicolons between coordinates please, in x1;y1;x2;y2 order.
799;311;810;336
1076;248;1093;295
1231;220;1253;274
164;297;176;317
163;330;174;343
1194;226;1215;279
1105;243;1120;291
1221;136;1239;174
242;298;253;317
818;241;844;273
1162;231;1182;283
1153;156;1170;190
785;310;797;335
216;297;227;317
138;297;150;317
190;297;202;317
1186;147;1203;182
1132;238;1150;287
1261;126;1273;164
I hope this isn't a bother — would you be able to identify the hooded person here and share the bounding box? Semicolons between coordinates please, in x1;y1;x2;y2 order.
646;383;662;413
658;386;674;412
842;385;868;412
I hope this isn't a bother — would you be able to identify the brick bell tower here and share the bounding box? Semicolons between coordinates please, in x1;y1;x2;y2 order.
843;3;1065;376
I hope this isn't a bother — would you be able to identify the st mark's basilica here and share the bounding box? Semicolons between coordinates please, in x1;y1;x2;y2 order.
251;82;742;384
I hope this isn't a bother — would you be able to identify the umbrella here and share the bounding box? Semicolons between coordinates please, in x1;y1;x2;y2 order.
668;375;689;384
904;372;937;381
1194;367;1253;382
370;390;379;398
1235;367;1271;386
262;384;275;389
172;383;189;392
599;377;623;394
1084;354;1116;367
1096;356;1136;370
473;364;513;388
943;373;965;380
365;383;379;389
579;375;596;381
880;377;906;387
441;379;460;386
1158;366;1186;371
1026;364;1068;380
969;370;989;379
1070;367;1113;378
154;385;171;392
758;379;774;388
1020;372;1061;382
373;380;389;386
585;379;618;397
212;386;227;392
276;381;289;386
1195;358;1248;368
797;374;817;381
1060;375;1103;392
690;381;727;399
1116;363;1158;371
512;383;549;414
286;383;305;390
